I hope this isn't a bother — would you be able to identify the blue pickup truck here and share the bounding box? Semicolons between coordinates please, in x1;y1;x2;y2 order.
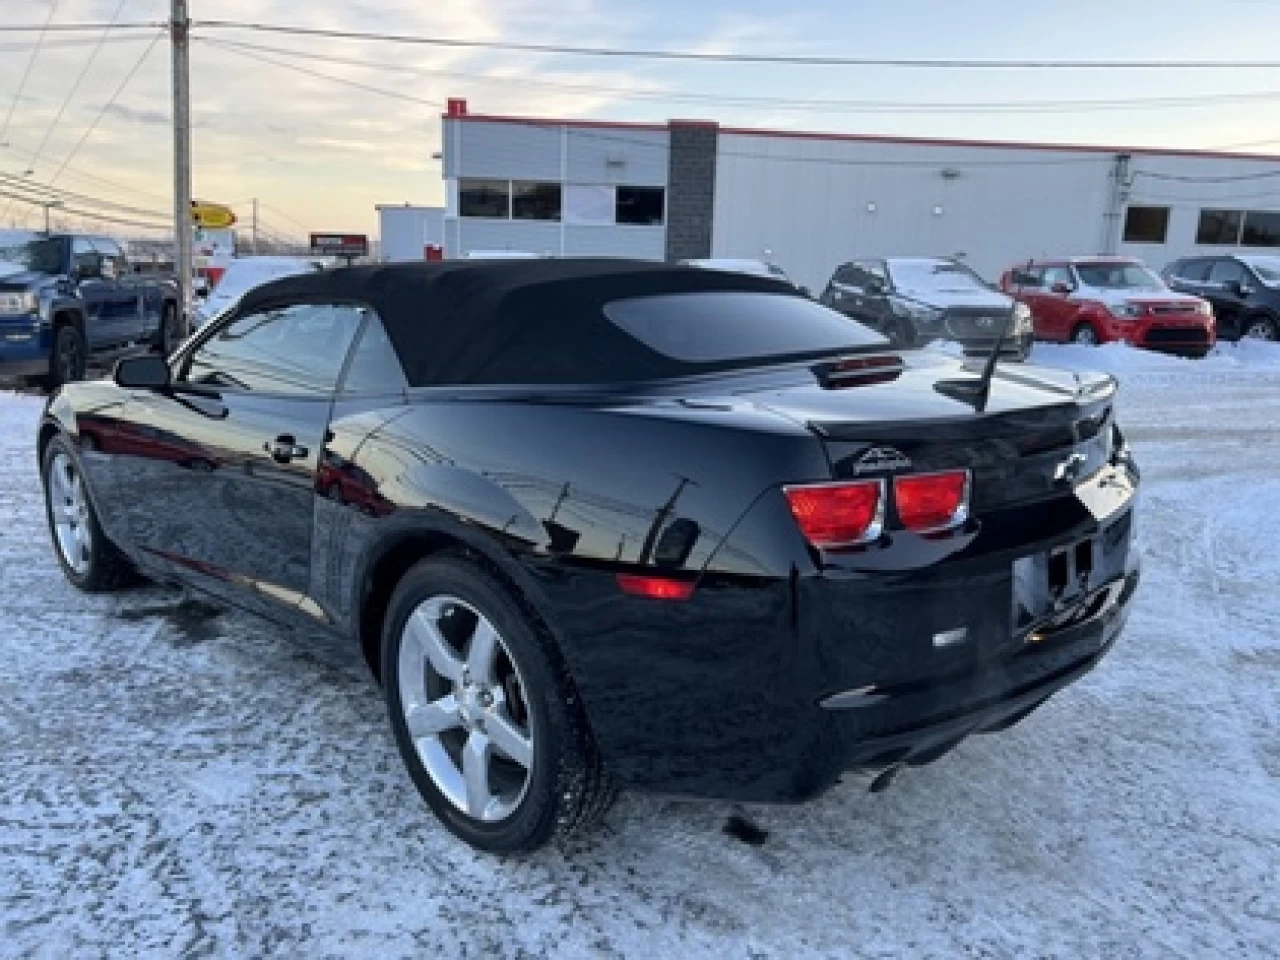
0;233;180;388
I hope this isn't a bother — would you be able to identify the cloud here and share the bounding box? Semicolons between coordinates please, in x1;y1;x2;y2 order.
101;104;169;127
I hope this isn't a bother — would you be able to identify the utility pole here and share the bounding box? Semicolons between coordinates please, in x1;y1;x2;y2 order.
171;0;193;337
251;197;259;255
41;200;63;234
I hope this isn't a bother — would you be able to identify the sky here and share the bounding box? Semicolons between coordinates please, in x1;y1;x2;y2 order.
2;0;1280;240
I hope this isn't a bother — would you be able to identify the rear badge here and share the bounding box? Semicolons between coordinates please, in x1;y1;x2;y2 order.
851;446;912;475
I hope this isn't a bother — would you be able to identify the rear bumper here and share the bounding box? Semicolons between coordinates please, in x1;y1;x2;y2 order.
820;569;1137;775
540;489;1140;803
1098;316;1215;355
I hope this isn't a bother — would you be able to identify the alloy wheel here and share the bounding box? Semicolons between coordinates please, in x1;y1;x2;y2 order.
397;595;535;823
47;452;92;575
1243;318;1277;341
1073;326;1099;346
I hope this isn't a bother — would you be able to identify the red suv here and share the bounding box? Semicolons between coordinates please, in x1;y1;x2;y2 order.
1000;257;1215;357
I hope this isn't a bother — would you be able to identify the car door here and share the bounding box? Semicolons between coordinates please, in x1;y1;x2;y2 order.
109;300;367;623
1205;258;1250;336
93;238;145;343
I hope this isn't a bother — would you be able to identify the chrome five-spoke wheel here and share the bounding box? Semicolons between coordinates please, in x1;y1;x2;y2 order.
47;451;92;575
397;595;535;823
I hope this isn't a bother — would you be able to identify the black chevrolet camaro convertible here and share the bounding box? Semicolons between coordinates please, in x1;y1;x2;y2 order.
38;260;1140;853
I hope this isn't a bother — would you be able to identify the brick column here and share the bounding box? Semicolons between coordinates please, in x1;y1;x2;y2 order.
665;121;718;261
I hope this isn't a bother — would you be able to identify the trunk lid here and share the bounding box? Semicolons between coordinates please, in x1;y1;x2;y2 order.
736;352;1117;515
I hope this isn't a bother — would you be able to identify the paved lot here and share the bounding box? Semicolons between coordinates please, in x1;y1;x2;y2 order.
1;346;1277;958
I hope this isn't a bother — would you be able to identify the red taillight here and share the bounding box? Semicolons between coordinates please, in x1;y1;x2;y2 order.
894;470;970;533
784;480;884;548
616;574;695;601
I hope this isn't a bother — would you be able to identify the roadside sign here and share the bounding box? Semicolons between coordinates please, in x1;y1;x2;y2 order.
191;200;236;229
310;233;369;257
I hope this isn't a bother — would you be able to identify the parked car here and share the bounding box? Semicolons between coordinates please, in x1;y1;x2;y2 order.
194;256;324;329
820;257;1034;359
1000;257;1215;356
0;233;179;387
39;260;1140;853
1161;254;1280;342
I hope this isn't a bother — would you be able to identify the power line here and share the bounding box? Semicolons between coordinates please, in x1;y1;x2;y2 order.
0;171;168;218
46;29;164;188
0;22;160;33
0;140;170;204
203;39;1114;170
0;188;168;230
201;38;442;109
25;0;131;174
193;19;1280;70
258;201;311;233
0;34;155;52
0;0;59;146
202;37;1280;115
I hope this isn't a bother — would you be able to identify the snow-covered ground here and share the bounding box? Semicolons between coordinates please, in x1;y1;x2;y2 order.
2;343;1278;957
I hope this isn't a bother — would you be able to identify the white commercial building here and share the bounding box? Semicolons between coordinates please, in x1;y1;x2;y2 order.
439;99;1280;293
377;204;445;262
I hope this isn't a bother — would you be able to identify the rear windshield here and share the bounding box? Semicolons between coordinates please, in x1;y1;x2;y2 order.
605;291;888;364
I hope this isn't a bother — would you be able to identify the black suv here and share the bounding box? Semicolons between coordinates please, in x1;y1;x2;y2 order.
0;233;180;387
820;257;1034;360
1161;255;1280;341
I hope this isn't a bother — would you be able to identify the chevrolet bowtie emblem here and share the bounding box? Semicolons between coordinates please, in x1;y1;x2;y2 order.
1053;453;1087;485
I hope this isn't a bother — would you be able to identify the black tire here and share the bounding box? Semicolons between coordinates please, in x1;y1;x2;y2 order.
154;303;179;355
1071;323;1100;346
41;434;139;592
382;552;612;854
1240;313;1278;342
46;323;86;389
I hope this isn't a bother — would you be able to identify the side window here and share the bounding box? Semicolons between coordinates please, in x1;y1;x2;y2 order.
71;237;98;276
183;302;365;395
1172;259;1210;283
1207;259;1246;286
1016;266;1044;288
855;260;887;290
1041;266;1074;289
90;238;127;279
340;314;408;394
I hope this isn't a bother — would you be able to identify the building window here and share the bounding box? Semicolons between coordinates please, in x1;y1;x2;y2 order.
616;186;665;226
1196;209;1243;245
459;179;510;219
1242;210;1280;248
512;181;562;221
1122;205;1169;243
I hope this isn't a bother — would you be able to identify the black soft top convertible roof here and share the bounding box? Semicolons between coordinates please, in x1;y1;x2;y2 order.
236;258;800;387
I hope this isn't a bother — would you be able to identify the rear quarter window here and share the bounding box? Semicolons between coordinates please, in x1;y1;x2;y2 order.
605;291;888;364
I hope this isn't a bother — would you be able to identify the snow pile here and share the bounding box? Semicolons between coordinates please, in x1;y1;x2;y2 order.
1031;339;1280;375
1;373;1278;956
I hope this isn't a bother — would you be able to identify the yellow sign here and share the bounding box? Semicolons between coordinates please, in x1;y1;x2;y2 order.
190;200;236;229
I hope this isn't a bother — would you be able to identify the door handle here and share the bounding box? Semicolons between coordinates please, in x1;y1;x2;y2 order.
264;435;309;463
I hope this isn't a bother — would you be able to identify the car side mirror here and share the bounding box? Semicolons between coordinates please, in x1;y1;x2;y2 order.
74;252;103;280
114;354;171;391
1051;282;1072;295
